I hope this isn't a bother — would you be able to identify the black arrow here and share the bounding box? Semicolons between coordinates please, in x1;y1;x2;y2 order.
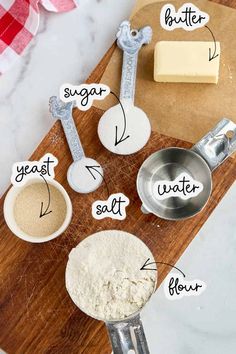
140;258;186;278
205;26;219;61
39;174;52;218
110;91;130;146
85;165;110;197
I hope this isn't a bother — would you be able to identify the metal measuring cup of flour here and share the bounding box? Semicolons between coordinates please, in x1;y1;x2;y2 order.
98;21;152;155
66;230;157;354
49;96;103;193
137;118;236;220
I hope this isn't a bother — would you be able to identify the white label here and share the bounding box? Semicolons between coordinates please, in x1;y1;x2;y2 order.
11;153;58;186
92;193;129;220
153;172;203;200
60;83;110;111
164;273;206;300
160;3;209;31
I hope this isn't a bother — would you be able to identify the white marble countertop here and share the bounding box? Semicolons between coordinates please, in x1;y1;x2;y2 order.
142;182;236;354
0;1;235;353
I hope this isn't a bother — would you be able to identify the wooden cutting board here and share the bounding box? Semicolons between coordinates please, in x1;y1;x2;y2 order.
0;2;236;353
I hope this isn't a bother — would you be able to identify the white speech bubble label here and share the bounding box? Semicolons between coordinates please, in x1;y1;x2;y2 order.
60;83;110;111
164;273;206;300
11;153;58;186
92;193;129;220
160;3;209;31
153;172;203;200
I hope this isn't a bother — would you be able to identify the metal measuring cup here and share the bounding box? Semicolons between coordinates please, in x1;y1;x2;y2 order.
137;119;236;220
65;230;157;354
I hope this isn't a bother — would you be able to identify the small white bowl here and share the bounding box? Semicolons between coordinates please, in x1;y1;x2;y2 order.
4;178;72;243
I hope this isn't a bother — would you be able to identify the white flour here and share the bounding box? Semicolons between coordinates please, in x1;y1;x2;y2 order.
65;230;157;321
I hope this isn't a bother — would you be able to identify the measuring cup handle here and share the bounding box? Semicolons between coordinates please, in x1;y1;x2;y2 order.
106;314;150;354
192;118;236;171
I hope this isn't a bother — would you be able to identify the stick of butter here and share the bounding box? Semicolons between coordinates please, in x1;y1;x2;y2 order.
154;41;220;84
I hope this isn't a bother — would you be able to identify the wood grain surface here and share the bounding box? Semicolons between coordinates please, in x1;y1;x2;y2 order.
0;1;236;353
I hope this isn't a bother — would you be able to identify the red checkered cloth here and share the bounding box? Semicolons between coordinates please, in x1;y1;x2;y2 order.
0;0;77;74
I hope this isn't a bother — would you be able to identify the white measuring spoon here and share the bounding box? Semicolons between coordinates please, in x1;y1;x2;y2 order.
49;96;103;193
98;21;152;155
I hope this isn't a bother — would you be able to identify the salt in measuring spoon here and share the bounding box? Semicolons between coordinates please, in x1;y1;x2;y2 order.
49;96;103;193
98;21;152;155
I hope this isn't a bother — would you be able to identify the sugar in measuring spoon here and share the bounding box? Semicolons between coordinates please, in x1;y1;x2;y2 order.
98;21;152;155
49;96;103;193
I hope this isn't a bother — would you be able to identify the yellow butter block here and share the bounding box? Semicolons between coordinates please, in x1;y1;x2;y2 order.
154;41;220;84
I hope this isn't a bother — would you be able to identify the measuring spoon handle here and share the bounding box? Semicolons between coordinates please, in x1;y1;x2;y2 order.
116;21;152;104
120;51;138;103
49;96;85;162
